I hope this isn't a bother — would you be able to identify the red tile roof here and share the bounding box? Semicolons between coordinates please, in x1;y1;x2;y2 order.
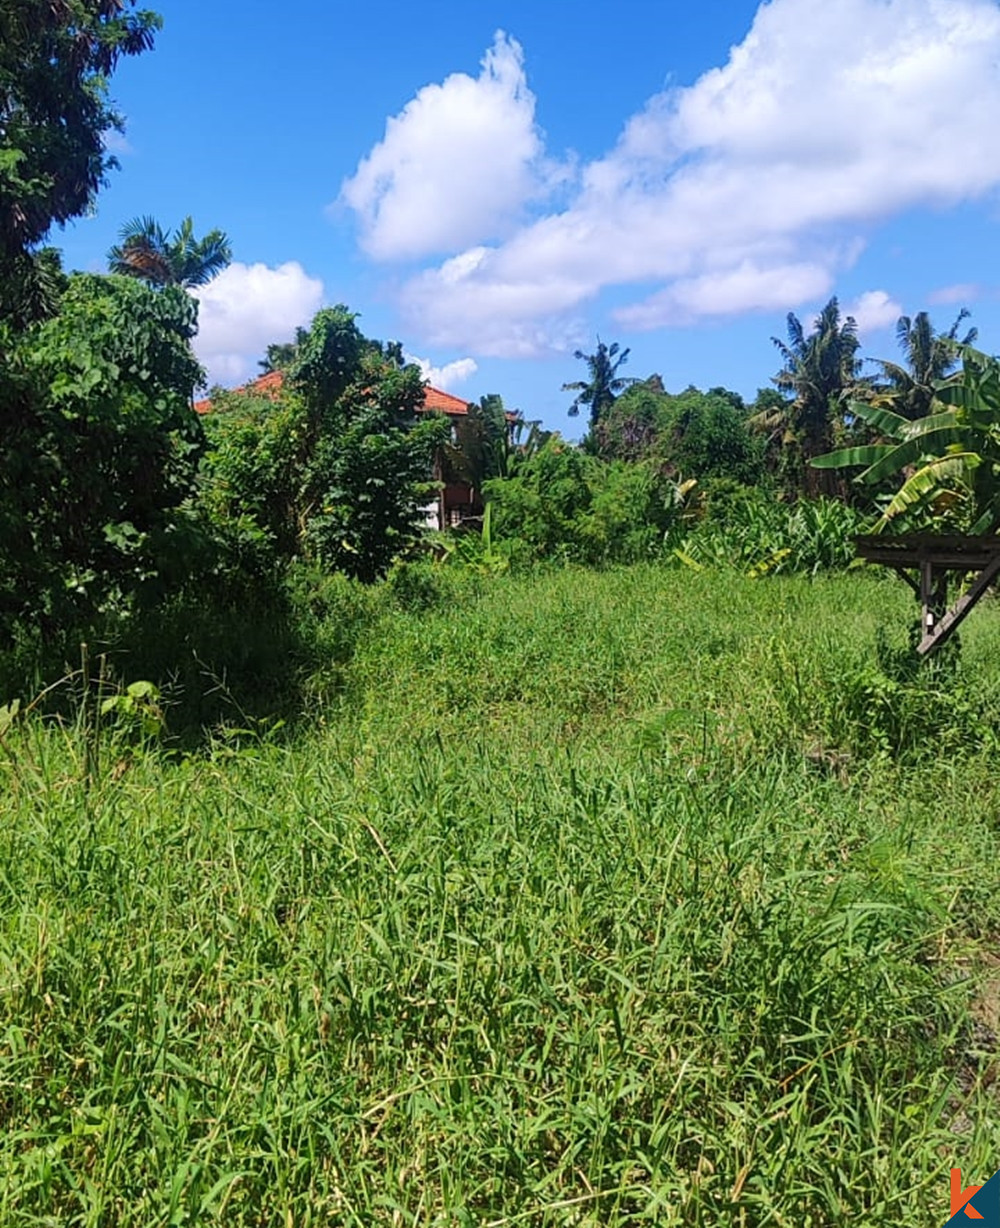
422;386;471;415
193;370;473;417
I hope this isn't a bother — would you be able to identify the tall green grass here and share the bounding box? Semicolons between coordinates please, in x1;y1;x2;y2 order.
1;566;998;1225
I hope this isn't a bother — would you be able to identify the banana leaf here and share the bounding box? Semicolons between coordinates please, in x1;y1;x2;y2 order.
845;400;910;435
811;444;894;470
880;453;979;522
860;427;966;485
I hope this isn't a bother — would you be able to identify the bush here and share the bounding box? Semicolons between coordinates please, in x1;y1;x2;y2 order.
682;488;865;576
484;439;695;566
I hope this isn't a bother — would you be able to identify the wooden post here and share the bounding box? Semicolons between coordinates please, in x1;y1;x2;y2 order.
917;551;1000;654
919;560;937;638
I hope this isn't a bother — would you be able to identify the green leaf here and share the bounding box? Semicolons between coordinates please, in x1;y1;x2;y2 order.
811;444;894;470
0;699;21;737
880;453;979;522
845;401;910;435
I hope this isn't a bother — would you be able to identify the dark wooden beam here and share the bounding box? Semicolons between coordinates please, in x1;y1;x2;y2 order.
917;551;1000;654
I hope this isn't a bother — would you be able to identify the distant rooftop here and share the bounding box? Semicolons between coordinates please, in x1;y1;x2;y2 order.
193;370;472;417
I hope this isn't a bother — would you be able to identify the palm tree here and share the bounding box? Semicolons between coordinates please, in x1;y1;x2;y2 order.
563;338;637;429
762;297;862;493
870;310;977;421
108;216;232;289
258;327;310;374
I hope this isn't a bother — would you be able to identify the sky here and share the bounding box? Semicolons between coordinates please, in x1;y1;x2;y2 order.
54;0;1000;435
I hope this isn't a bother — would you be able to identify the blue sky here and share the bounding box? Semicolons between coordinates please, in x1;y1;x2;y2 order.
56;0;1000;434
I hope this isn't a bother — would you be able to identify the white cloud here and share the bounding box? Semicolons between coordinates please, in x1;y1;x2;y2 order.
355;0;1000;356
193;261;324;386
340;32;563;261
928;282;981;304
616;260;834;329
403;353;478;390
844;289;903;336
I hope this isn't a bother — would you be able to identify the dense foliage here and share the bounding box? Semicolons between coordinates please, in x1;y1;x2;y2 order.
0;0;159;310
0;274;204;642
204;307;448;583
596;380;761;482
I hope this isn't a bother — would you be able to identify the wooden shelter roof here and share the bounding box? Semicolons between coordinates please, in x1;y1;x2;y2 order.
854;534;1000;570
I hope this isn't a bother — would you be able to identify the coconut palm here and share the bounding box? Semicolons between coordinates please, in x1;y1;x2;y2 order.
772;298;861;455
870;310;977;421
753;298;862;494
563;338;637;429
108;215;232;289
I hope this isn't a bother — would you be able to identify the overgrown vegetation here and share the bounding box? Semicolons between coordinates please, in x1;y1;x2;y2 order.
4;7;1000;1224
2;569;999;1226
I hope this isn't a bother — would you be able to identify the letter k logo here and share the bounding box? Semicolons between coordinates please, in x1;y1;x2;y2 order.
952;1170;985;1220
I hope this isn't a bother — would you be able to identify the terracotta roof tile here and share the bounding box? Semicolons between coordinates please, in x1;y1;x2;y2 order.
194;370;474;417
421;386;471;415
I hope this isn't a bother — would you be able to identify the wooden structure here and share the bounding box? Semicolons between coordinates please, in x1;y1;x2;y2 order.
854;534;1000;655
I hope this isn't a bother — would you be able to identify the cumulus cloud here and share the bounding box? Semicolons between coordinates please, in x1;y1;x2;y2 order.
193;261;324;386
403;352;479;391
340;32;562;261
844;290;904;336
353;0;1000;356
616;260;834;329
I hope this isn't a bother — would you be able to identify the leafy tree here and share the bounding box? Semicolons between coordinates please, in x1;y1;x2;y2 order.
1;246;68;328
813;344;1000;533
484;437;693;565
108;215;232;288
592;379;664;462
204;307;448;583
563;338;637;429
596;382;761;483
656;388;760;484
764;297;862;492
0;274;205;640
869;309;977;421
0;0;159;319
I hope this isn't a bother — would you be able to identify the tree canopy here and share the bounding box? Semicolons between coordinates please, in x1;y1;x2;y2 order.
0;274;205;640
108;215;233;289
0;1;160;264
563;339;637;429
204;308;448;583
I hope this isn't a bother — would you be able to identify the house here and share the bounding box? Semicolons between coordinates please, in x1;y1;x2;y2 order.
193;372;503;531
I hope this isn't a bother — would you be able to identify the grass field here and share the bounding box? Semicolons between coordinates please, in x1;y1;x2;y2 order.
2;565;999;1225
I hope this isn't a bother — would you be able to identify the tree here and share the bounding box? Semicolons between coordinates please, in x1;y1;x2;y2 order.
0;274;205;641
108;215;232;288
563;338;637;429
765;297;862;492
869;310;977;421
204;308;448;583
813;344;1000;533
258;327;310;374
0;1;159;265
442;395;516;492
596;382;761;482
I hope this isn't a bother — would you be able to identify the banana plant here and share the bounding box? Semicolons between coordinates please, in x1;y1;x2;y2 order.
811;345;1000;534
